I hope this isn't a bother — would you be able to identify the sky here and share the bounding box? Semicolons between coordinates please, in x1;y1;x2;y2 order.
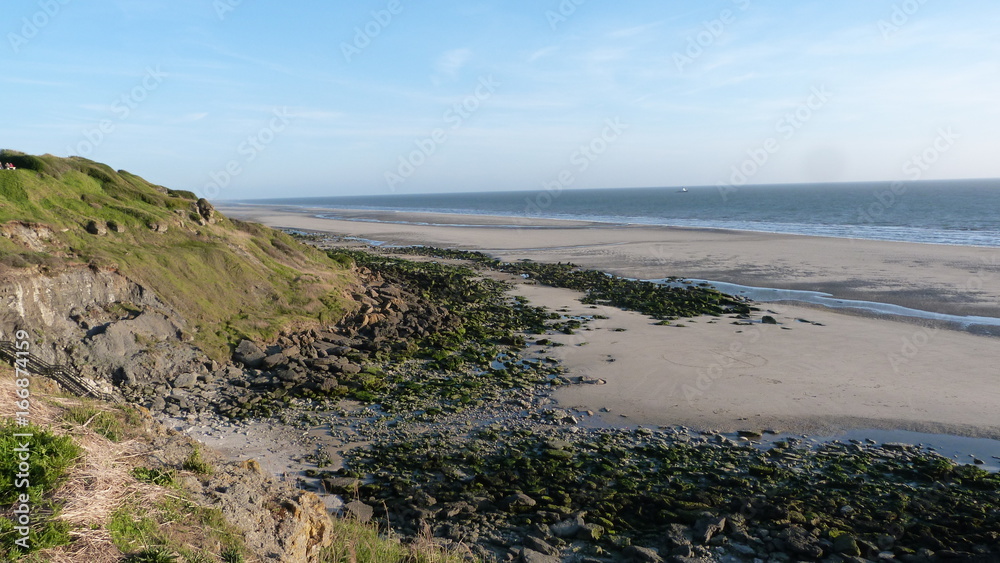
3;1;1000;199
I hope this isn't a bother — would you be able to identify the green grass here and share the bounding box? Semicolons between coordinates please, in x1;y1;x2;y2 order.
0;150;356;360
181;447;213;475
109;496;248;563
131;467;175;487
320;518;474;563
63;405;141;442
0;423;81;559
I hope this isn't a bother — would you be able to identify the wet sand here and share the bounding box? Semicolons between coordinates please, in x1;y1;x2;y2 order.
219;204;1000;439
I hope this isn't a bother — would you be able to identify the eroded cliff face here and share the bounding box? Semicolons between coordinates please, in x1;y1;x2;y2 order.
0;266;206;391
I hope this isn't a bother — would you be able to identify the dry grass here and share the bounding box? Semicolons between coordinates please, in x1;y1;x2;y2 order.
0;366;166;561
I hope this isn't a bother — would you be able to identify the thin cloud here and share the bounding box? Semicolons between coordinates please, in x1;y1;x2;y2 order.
433;48;473;84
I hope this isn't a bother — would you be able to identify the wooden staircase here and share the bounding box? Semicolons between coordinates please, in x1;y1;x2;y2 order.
0;341;121;403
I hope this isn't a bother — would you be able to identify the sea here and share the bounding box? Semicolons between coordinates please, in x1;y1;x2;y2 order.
247;179;1000;248
244;180;1000;463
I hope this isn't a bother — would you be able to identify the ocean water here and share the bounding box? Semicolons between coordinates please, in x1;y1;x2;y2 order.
247;179;1000;248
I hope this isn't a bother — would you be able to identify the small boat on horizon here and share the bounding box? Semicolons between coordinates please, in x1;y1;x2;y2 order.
678;187;688;193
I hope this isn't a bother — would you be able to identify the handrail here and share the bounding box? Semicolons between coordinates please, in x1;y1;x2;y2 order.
0;341;121;403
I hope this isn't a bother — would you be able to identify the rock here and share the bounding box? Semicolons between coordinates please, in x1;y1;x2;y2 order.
412;490;437;507
262;352;288;369
576;522;604;541
669;544;694;558
338;361;362;375
500;493;537;511
276;492;334;563
344;500;374;523
321;477;360;494
85;220;107;236
148;221;169;233
196;198;216;224
783;525;823;559
833;534;862;557
664;523;693;548
761;315;778;324
623;545;664;563
234;339;266;368
520;548;561;563
693;515;726;544
172;372;198;389
150;396;166;411
107;220;126;233
549;513;585;538
524;536;559;556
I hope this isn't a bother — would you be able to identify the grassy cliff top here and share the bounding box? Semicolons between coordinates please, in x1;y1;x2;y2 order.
0;150;355;360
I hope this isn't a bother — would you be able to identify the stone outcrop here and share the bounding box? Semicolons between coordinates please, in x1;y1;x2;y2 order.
150;435;333;562
0;266;202;399
1;221;60;252
196;198;216;224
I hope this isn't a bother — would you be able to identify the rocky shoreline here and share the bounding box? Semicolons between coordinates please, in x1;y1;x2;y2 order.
126;240;1000;563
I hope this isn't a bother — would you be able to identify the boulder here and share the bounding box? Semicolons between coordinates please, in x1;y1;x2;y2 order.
783;525;823;559
520;548;560;563
523;536;559;556
693;514;726;544
344;500;374;523
623;545;664;563
262;352;288;369
196;198;216;224
664;523;693;548
499;493;536;511
234;339;266;368
85;220;107;236
172;372;198;389
833;534;862;557
549;513;585;538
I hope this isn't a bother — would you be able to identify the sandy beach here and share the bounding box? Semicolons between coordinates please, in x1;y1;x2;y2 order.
220;205;1000;439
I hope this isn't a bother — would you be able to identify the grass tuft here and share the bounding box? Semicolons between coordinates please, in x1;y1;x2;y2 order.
319;518;473;563
181;447;213;476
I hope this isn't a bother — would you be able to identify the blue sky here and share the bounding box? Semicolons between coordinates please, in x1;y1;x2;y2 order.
3;1;999;199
